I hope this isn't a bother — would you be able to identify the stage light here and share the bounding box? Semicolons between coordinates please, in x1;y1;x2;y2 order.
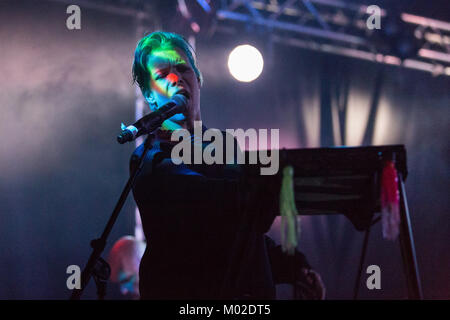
227;45;264;82
369;12;423;61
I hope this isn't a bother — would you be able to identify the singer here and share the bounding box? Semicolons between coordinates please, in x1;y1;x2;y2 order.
129;31;324;300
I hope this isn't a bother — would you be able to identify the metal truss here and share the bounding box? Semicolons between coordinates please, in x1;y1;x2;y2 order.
215;0;450;76
45;0;155;19
43;0;450;76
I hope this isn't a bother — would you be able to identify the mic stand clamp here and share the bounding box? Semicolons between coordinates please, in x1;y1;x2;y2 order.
92;256;111;300
70;134;155;300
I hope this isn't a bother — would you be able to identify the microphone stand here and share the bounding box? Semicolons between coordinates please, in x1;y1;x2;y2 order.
70;133;155;300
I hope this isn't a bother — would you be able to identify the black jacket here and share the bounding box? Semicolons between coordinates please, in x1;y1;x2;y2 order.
130;127;280;299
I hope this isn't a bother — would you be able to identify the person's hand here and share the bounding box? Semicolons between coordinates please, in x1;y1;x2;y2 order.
108;236;146;299
295;268;326;300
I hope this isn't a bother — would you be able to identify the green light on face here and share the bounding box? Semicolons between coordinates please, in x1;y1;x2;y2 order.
146;48;188;98
150;49;187;65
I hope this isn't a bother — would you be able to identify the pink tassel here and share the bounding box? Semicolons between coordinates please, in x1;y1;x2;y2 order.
381;160;401;240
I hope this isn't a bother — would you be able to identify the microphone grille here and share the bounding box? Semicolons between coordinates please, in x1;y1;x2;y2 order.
172;92;189;108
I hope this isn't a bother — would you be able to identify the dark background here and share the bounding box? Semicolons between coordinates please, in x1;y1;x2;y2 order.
0;0;448;299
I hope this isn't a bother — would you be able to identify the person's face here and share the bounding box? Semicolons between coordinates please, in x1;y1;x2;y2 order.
145;47;200;122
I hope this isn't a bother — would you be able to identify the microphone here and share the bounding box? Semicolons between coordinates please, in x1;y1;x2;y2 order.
117;93;189;144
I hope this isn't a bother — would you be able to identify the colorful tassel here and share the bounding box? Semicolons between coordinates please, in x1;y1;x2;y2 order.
280;165;300;255
380;160;401;241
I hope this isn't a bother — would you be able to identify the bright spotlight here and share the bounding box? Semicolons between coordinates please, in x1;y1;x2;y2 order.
227;44;264;82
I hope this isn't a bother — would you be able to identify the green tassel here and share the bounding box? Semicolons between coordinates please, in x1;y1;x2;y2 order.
280;166;300;255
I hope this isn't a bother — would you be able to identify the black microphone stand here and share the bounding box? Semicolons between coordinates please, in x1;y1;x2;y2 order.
70;133;155;300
